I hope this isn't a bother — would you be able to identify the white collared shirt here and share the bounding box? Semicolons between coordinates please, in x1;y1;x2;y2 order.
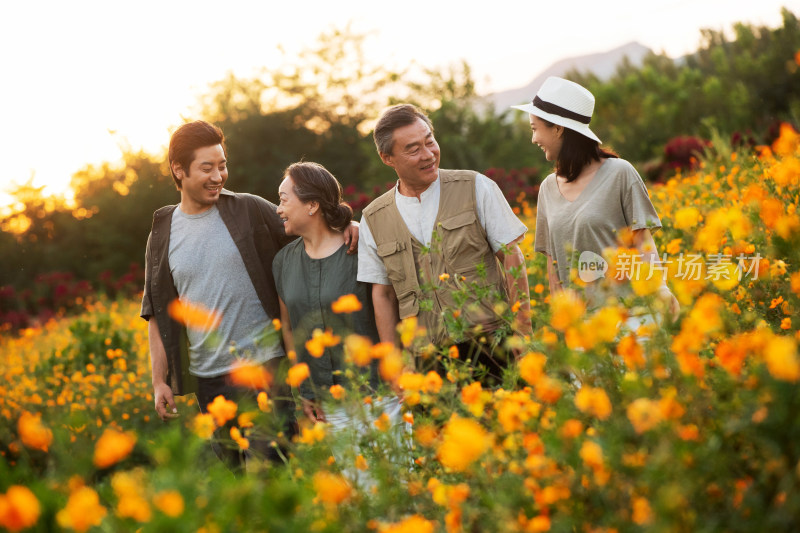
357;172;527;285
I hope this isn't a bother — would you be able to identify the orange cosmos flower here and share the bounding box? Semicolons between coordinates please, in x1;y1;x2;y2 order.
448;345;460;358
192;413;216;439
355;454;368;471
398;372;425;392
0;486;40;533
379;348;404;382
574;387;612;420
312;471;351;505
205;395;238;426
257;391;271;412
579;440;604;470
550;291;585;331
518;351;547;385
626;398;664;434
329;384;346;400
153;490;184;518
423;371;443;393
305;328;341;358
560;419;584;439
286;363;311;387
230;427;249;450
345;334;373;366
229;363;273;389
93;428;137;468
331;294;363;313
381;514;435;533
763;335;799;382
631;496;654;525
167;299;221;331
17;411;52;452
56;486;107;532
617;335;645;370
437;415;491;472
374;413;391;431
398;317;419;347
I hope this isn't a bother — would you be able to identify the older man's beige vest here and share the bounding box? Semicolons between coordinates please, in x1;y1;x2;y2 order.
363;170;507;347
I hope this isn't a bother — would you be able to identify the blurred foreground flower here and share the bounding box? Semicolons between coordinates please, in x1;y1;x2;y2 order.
312;471;352;505
0;486;40;532
193;413;216;439
331;293;362;313
167;298;221;331
206;395;238;426
437;415;491;472
93;429;137;469
380;514;435;533
57;486;107;532
153;490;185;518
17;411;53;452
574;386;612;420
230;362;273;389
286;363;311;387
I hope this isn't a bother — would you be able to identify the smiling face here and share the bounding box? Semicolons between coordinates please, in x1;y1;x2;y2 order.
380;118;440;194
174;144;227;214
530;115;564;162
277;175;313;236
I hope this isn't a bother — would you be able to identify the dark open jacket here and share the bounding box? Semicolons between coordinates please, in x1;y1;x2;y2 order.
140;189;293;395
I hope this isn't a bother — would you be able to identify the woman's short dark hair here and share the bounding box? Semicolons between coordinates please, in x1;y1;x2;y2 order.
168;120;226;189
545;120;618;181
285;162;353;232
373;104;434;155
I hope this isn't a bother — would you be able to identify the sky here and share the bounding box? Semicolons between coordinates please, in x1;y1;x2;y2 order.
1;0;798;210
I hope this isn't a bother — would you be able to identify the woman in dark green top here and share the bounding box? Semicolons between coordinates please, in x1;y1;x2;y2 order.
273;162;381;422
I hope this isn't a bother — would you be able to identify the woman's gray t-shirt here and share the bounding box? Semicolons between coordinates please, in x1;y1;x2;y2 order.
534;158;662;288
273;239;380;400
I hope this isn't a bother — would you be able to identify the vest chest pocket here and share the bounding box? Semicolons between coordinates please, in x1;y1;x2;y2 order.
438;211;487;271
376;241;408;283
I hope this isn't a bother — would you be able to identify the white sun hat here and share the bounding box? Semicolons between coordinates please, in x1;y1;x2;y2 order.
511;76;601;144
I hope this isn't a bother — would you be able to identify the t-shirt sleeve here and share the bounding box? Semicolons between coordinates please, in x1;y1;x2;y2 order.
533;179;550;255
357;217;391;285
621;162;662;231
475;174;528;253
140;231;154;320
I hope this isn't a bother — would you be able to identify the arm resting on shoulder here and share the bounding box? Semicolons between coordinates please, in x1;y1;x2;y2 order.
496;237;533;337
148;319;179;421
372;283;400;346
343;220;360;254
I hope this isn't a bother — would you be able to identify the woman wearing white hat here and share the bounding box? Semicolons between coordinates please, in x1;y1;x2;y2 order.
513;76;679;323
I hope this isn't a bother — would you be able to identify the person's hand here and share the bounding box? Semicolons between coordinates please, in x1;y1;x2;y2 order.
343;220;360;255
153;382;179;421
301;398;327;423
657;286;680;323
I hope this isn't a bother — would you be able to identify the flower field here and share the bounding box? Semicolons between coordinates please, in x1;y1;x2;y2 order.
2;125;800;532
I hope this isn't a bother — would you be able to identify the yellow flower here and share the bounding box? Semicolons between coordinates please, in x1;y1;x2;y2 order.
111;470;151;522
0;485;40;533
355;454;368;471
331;293;363;314
674;206;701;230
312;471;351;505
305;328;341;358
56;486;107;532
286;363;311;387
438;273;451;282
167;298;221;331
437;415;491;472
192;413;216;439
574;387;612;420
374;413;391;431
630;262;664;296
153;490;184;518
764;336;799;382
379;347;404;382
229;363;272;389
17;411;53;452
398;372;425;392
93;429;137;469
617;335;645;370
626;398;664;434
297;422;327;444
550;291;585;332
398;317;419;347
205;395;238;426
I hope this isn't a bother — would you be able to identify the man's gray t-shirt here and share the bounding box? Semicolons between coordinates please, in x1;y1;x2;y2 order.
535;158;662;287
169;205;283;377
